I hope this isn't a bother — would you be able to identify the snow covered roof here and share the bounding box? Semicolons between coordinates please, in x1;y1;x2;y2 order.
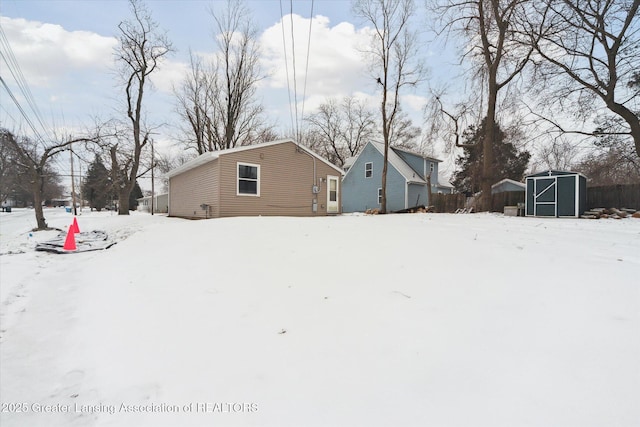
166;139;343;178
491;178;525;189
390;145;442;163
370;141;428;185
343;156;356;170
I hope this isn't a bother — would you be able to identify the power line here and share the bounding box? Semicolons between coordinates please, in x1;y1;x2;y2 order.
299;0;314;133
279;0;296;135
279;0;315;142
289;0;299;140
0;25;53;145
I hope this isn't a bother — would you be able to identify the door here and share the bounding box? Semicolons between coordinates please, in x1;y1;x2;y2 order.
534;177;557;217
327;175;339;213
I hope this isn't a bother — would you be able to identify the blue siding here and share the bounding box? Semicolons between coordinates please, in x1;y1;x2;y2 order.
342;144;407;212
394;150;424;178
407;183;428;207
394;149;440;190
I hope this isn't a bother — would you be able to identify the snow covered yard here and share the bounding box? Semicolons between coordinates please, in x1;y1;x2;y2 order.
1;208;639;427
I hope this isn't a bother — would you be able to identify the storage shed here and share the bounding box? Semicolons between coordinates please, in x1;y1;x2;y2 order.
525;170;587;217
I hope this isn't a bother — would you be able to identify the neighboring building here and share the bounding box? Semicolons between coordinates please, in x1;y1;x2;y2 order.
166;139;343;219
525;170;587;217
435;175;454;194
491;178;526;194
137;193;169;213
342;141;443;212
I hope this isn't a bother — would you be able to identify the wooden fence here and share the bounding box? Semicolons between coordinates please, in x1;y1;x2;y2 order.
587;184;640;210
431;191;525;213
431;193;466;213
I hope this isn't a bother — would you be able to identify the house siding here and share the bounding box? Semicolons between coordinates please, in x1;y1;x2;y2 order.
169;160;219;219
394;149;440;188
492;181;525;194
407;183;428;207
342;143;407;212
217;141;340;217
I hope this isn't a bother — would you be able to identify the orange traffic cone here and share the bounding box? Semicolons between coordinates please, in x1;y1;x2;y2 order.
71;217;80;233
63;227;77;251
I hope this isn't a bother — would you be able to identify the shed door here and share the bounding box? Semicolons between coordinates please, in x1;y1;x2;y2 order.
327;175;339;213
534;177;557;217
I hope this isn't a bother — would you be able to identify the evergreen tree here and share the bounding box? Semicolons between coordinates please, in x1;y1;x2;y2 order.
82;156;111;211
129;180;143;211
452;118;530;195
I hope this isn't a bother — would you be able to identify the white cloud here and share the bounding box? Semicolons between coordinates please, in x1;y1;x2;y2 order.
260;14;372;101
150;60;190;94
402;94;429;114
0;17;117;87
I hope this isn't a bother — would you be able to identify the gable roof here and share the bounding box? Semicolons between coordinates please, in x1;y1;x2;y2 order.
166;139;343;178
390;145;442;163
491;178;525;189
370;142;427;184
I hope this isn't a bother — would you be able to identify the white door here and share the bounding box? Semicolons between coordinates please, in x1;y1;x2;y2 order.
327;175;339;213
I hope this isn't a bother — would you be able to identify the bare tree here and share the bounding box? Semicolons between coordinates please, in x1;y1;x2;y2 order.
429;0;534;210
0;130;19;205
112;0;172;215
524;0;640;157
174;52;216;155
354;0;425;213
530;137;579;171
305;96;376;167
1;128;96;229
174;0;268;152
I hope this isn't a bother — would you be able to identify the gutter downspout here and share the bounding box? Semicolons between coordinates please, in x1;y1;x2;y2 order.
296;145;318;212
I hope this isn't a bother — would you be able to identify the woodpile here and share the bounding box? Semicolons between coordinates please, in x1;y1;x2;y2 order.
581;207;638;219
365;205;435;215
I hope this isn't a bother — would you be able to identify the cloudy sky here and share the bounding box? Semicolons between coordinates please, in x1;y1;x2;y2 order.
1;0;463;184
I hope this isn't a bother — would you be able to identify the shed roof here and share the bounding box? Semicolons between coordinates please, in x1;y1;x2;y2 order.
166;139;343;178
527;170;587;178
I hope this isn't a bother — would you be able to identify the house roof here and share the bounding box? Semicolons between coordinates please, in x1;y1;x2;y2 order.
491;178;525;189
390;145;442;163
369;142;428;185
166;139;343;178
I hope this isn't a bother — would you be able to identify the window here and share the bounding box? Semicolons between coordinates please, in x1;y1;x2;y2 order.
365;162;373;178
237;162;260;196
378;188;382;204
429;162;435;173
329;179;337;202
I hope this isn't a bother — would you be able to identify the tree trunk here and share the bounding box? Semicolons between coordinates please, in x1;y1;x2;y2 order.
481;71;498;212
118;190;130;215
606;100;640;158
426;172;432;207
32;180;47;230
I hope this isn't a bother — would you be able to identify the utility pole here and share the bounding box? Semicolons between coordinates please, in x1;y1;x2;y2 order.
70;143;77;216
150;138;155;215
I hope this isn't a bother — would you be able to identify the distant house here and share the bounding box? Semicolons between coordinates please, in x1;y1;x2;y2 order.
342;141;443;212
137;193;168;213
166;139;343;219
491;178;525;194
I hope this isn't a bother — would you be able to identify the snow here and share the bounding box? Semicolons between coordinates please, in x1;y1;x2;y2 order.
1;207;639;427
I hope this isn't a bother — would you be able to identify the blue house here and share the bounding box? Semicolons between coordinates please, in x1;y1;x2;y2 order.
342;141;443;212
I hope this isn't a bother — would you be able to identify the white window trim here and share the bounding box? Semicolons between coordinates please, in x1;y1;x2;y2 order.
365;162;373;178
327;175;339;213
377;188;382;204
430;162;435;172
237;162;260;197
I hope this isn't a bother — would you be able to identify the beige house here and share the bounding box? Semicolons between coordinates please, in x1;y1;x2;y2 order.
166;139;343;219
